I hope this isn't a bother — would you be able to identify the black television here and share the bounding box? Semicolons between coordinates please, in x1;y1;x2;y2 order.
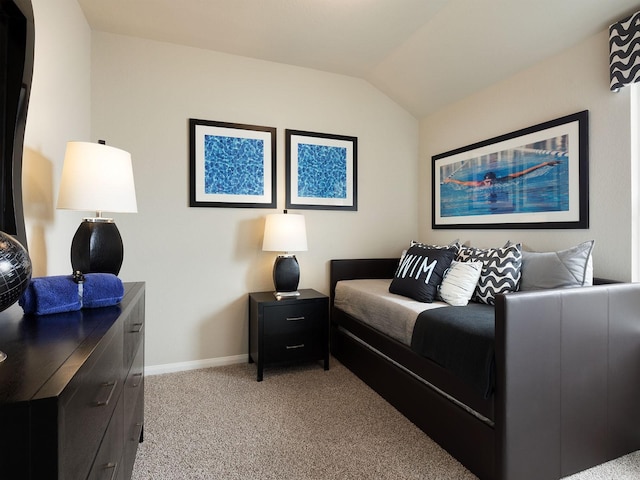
0;0;33;249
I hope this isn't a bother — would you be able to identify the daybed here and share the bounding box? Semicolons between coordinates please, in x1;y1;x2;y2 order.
329;254;640;480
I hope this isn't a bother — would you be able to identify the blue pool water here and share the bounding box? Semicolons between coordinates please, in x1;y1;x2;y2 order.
439;153;569;217
297;144;347;199
204;135;264;196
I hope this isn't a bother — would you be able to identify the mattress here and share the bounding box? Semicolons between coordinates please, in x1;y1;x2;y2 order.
334;279;447;345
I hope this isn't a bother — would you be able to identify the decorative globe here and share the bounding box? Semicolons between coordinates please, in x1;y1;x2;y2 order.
0;231;32;312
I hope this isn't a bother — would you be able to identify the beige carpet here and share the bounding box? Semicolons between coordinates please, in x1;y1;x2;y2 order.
132;359;640;480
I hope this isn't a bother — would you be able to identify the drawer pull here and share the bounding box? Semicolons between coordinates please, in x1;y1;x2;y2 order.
286;344;305;350
131;372;143;388
286;316;305;321
93;380;118;407
130;322;144;333
102;461;119;480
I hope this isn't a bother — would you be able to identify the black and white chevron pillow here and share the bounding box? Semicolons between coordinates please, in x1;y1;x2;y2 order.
456;243;522;305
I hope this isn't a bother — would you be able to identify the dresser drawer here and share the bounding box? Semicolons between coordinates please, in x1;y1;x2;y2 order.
123;385;144;480
123;294;145;367
87;394;125;480
263;303;324;337
60;325;124;480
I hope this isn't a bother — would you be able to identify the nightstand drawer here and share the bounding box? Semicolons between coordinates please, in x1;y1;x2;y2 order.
263;331;322;363
263;304;323;337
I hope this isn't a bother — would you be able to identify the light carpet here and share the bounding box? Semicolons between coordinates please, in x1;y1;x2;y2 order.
132;359;640;480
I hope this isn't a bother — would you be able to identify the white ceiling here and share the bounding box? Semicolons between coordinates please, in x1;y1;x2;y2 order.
77;0;640;117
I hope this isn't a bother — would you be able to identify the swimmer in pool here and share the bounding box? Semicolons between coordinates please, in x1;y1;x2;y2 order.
443;160;561;187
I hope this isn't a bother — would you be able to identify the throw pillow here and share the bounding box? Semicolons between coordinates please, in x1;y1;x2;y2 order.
520;240;595;291
438;261;483;306
457;243;522;305
410;239;461;252
389;244;456;303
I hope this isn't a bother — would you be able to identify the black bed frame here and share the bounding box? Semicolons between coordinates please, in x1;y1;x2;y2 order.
329;258;640;480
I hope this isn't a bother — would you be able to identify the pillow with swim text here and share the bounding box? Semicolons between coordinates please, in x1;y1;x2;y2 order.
456;243;522;305
389;244;456;303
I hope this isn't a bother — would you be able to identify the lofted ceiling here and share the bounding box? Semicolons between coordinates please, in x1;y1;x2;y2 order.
77;0;640;118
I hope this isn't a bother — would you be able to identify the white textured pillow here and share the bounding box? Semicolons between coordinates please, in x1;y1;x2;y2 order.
438;261;483;306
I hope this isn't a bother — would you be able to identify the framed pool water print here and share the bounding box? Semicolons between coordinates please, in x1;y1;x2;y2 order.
432;110;589;229
189;119;276;208
285;129;357;211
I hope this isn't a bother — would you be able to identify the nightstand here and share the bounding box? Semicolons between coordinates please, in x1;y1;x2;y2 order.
248;289;329;381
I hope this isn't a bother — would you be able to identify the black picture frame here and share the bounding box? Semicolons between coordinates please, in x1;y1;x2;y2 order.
285;129;357;211
189;119;276;208
432;110;589;229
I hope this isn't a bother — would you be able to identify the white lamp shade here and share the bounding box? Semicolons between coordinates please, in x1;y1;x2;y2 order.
262;213;307;252
57;141;138;214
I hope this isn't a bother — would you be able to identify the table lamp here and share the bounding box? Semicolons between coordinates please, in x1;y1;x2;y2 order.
56;141;137;275
262;211;307;297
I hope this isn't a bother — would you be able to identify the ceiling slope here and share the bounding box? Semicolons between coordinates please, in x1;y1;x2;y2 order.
77;0;640;117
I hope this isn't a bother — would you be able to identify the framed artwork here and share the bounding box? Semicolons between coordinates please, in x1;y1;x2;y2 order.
285;129;357;211
432;110;589;229
189;119;276;208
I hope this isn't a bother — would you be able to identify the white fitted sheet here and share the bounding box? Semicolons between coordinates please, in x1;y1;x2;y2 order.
334;279;447;345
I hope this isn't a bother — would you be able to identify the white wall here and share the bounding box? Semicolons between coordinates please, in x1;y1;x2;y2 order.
90;33;419;368
420;30;636;281
23;0;91;277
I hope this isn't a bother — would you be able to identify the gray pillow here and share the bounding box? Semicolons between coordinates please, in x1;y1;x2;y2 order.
520;240;594;291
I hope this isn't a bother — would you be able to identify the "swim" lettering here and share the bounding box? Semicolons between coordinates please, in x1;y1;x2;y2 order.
397;254;437;284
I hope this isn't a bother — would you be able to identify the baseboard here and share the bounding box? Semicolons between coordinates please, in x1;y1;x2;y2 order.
145;354;248;376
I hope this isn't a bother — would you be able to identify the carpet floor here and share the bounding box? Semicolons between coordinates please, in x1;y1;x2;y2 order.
132;359;640;480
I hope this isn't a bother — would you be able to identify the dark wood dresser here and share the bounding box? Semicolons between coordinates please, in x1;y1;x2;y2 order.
0;282;145;480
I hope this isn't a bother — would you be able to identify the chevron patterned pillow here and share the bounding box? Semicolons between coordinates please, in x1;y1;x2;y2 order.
456;243;522;305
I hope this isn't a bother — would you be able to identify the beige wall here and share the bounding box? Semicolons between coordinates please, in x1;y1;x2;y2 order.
23;0;91;277
21;4;638;371
90;33;419;369
420;30;637;281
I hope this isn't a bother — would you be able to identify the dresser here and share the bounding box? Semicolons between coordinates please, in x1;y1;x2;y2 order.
0;282;145;480
248;289;329;381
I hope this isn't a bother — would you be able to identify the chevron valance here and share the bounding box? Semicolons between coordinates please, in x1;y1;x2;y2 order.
609;10;640;91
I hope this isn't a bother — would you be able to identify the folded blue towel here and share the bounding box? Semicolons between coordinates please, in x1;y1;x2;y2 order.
19;273;124;316
82;273;125;308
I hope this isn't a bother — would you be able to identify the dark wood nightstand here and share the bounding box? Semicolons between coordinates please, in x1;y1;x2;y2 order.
248;289;329;381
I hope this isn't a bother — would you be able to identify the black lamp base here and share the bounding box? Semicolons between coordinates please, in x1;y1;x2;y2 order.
71;219;124;275
273;255;300;297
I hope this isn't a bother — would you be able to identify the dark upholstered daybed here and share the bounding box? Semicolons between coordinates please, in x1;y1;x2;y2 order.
330;258;640;480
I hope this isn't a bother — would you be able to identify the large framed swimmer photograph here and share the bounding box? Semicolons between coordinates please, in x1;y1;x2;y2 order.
189;119;276;208
432;110;589;229
285;129;358;211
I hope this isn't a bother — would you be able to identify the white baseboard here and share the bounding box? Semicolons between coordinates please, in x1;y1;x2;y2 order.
145;354;248;376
